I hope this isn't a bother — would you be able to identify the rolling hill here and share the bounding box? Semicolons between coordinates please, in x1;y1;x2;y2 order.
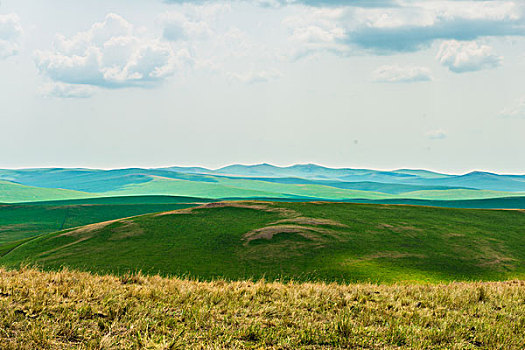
0;180;95;203
1;165;525;203
2;201;524;283
0;196;206;246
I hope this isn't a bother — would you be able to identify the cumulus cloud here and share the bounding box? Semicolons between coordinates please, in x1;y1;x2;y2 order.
284;1;525;57
437;40;502;73
499;96;525;118
372;65;432;83
35;13;190;91
425;129;447;140
0;13;23;59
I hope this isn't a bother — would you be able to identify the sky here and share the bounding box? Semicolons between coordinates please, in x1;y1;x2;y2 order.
0;0;524;174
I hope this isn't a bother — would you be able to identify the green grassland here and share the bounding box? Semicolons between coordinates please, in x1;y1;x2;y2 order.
0;196;207;245
2;201;524;283
0;268;524;349
0;180;95;203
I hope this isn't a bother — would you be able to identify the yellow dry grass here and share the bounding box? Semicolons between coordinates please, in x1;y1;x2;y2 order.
0;268;523;349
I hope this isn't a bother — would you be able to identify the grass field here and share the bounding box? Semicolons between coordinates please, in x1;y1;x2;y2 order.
0;180;95;203
2;201;524;283
0;196;207;245
0;267;523;349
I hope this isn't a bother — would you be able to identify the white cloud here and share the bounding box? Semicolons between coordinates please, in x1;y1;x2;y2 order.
166;0;398;8
161;4;230;41
228;69;282;84
0;13;23;59
425;129;447;140
283;8;349;58
161;5;282;84
40;83;95;99
372;65;432;83
499;96;525;118
284;1;525;57
437;40;502;73
35;13;191;92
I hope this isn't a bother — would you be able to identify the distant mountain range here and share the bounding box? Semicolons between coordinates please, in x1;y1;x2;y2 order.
0;164;524;203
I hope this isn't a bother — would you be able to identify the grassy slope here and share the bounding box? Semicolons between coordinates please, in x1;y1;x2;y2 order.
0;268;524;349
3;201;524;283
348;196;525;209
103;177;291;199
0;180;95;203
0;196;205;245
399;189;524;200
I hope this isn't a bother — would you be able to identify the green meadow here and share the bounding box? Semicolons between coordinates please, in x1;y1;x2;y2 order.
0;196;207;246
2;200;524;283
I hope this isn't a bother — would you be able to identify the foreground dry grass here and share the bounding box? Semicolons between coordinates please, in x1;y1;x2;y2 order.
0;268;523;349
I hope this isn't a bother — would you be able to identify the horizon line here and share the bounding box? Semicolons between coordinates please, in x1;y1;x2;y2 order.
1;162;524;176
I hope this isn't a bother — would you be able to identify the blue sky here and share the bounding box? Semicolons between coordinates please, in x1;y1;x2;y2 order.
0;0;524;173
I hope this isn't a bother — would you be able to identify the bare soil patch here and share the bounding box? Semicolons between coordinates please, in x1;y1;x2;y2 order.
108;221;144;240
270;216;347;227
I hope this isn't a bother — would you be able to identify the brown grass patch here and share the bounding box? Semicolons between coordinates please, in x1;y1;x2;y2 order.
366;251;427;260
60;219;121;237
377;223;423;233
0;224;34;232
243;224;330;242
156;201;299;218
0;267;524;349
270;216;347;227
108;221;144;241
444;233;465;238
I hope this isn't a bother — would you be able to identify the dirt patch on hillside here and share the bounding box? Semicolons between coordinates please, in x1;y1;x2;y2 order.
156;201;299;218
108;221;144;241
0;223;34;232
244;225;330;243
270;216;347;227
477;257;516;268
444;233;465;238
60;219;121;237
475;244;517;270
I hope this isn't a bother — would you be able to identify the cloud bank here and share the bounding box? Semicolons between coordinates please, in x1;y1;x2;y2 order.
284;1;525;57
0;14;23;59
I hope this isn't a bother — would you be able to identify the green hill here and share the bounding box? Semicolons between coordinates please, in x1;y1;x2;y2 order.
2;201;524;283
0;196;205;246
0;180;95;203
